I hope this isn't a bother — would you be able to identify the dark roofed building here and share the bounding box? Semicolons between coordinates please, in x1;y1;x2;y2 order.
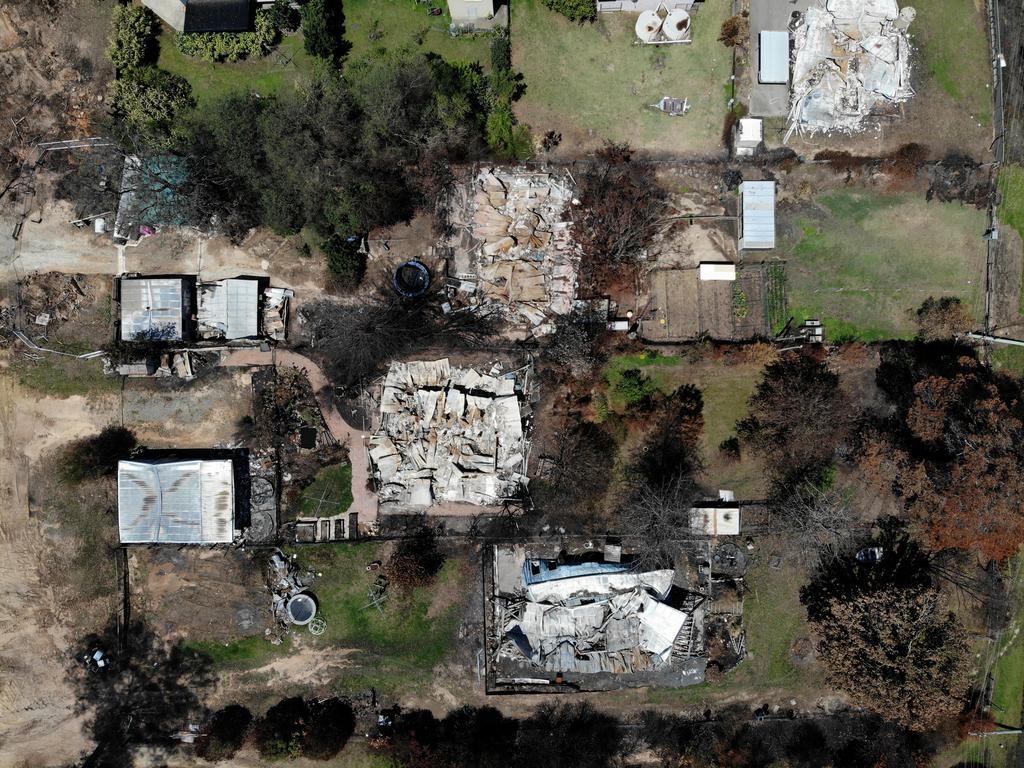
143;0;252;33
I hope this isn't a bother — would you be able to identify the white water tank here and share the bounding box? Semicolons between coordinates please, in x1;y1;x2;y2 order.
635;10;662;42
663;9;691;40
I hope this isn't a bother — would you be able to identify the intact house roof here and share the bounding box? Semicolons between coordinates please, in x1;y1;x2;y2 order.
143;0;252;33
118;459;235;544
197;278;259;340
738;181;776;250
119;277;189;342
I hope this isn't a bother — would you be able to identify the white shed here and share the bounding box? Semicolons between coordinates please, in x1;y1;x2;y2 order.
699;262;737;281
758;30;790;84
739;181;776;250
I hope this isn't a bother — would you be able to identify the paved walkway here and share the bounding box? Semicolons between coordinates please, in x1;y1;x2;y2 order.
218;348;379;524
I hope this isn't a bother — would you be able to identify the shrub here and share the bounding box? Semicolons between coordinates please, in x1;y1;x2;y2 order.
385;526;445;591
486;103;533;161
302;0;348;63
62;426;137;484
613;368;657;407
107;5;158;71
110;67;195;148
719;14;749;48
542;0;597;23
322;234;366;288
196;705;253;762
915;296;972;341
490;29;512;72
175;11;279;62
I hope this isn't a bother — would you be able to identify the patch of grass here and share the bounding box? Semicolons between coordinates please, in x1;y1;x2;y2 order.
784;191;987;340
13;355;121;398
911;0;992;124
342;0;492;66
999;164;1024;241
991;555;1024;728
186;635;291;669
512;0;733;153
286;542;466;695
157;29;316;106
299;464;354;517
647;548;821;706
600;353;766;497
990;346;1024;378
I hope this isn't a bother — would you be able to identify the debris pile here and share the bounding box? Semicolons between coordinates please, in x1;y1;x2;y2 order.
788;0;915;140
449;169;577;339
267;549;316;626
491;546;708;678
18;272;90;332
368;359;531;507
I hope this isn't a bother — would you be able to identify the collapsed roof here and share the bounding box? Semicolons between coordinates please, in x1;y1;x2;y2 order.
493;547;705;676
449;169;578;338
197;278;259;340
368;359;530;508
788;0;915;139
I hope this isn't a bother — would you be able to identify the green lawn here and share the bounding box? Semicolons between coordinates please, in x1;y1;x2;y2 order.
648;550;821;706
991;556;1024;728
602;351;767;497
783;191;988;340
342;0;492;66
726;556;821;690
186;543;466;695
299;464;354;517
512;0;733;153
13;355;121;398
157;29;317;106
186;635;292;669
911;0;993;125
1000;164;1024;238
288;543;466;694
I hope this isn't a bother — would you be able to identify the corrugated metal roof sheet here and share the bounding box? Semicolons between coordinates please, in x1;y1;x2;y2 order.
197;278;259;339
118;459;235;544
120;278;186;341
739;181;776;250
759;30;790;84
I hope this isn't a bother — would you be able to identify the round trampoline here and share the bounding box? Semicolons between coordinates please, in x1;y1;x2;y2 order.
392;260;431;298
286;593;318;626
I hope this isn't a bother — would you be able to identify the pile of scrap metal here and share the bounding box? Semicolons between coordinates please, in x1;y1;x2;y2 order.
105;349;212;380
787;0;915;140
262;287;292;341
368;358;530;507
493;547;702;675
267;549;315;626
449;169;577;339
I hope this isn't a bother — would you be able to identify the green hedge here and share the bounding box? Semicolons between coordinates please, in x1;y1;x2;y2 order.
175;10;278;62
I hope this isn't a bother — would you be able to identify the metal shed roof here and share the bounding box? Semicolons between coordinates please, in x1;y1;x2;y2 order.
739;181;776;250
197;278;259;339
118;459;235;544
120;278;186;341
759;30;790;84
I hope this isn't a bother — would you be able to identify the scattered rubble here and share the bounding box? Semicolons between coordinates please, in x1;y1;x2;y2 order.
17;271;91;334
788;0;915;140
368;359;533;508
447;169;578;339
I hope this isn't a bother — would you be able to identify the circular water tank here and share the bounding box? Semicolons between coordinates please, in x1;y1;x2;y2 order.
663;9;691;40
392;260;431;298
286;593;317;626
635;10;662;42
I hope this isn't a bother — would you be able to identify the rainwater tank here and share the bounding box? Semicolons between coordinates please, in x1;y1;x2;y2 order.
635;10;662;42
286;593;317;626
